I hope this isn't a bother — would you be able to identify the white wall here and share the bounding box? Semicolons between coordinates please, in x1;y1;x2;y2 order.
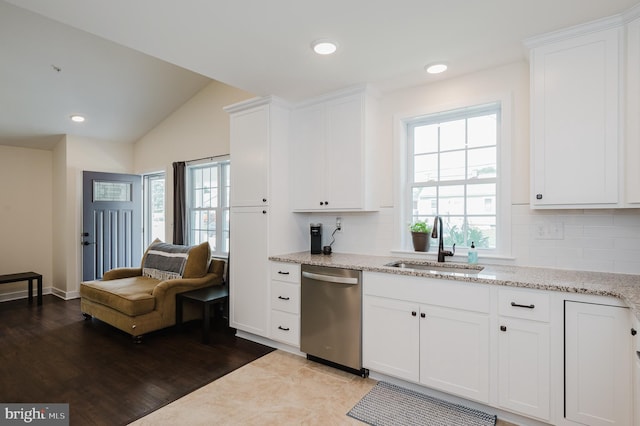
0;145;53;300
52;135;133;298
301;61;640;274
133;80;253;242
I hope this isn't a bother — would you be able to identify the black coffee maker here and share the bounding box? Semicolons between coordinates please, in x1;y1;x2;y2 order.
310;223;322;254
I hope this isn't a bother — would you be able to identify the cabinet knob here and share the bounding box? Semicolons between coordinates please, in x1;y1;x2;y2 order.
420;312;426;318
500;325;507;332
536;194;543;200
320;201;324;206
632;328;637;336
411;311;417;317
262;198;267;203
325;201;329;205
262;210;267;214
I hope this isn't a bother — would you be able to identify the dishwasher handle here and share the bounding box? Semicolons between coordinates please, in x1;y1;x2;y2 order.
302;271;359;285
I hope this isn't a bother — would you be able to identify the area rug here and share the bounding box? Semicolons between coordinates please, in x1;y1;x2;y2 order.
347;381;496;426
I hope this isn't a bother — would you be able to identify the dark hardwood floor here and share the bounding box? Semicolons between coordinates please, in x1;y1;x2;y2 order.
0;295;274;425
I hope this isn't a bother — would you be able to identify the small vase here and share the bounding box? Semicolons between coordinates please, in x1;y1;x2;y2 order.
411;232;430;252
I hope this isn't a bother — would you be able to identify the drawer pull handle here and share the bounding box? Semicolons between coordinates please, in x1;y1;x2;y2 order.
511;302;535;309
278;326;290;331
278;271;290;275
278;296;290;301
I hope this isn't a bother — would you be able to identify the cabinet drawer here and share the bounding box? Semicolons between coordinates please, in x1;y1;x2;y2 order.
271;281;300;314
498;288;550;322
270;262;300;283
270;310;299;346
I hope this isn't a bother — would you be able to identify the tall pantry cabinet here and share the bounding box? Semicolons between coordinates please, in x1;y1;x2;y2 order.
224;97;304;337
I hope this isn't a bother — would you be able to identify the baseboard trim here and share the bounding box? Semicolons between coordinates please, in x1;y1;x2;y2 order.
0;287;52;303
51;288;80;300
235;330;304;357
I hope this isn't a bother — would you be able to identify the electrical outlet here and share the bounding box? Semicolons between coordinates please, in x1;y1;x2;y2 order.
534;222;564;240
336;217;342;231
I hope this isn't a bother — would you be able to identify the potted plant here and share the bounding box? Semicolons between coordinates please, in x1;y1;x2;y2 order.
409;220;432;252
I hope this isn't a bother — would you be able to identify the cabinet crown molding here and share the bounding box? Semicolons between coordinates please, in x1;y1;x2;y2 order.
292;84;380;109
524;14;623;49
223;95;290;114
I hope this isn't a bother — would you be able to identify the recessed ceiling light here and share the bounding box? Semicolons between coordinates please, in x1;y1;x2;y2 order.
70;115;85;123
425;63;448;74
311;39;338;55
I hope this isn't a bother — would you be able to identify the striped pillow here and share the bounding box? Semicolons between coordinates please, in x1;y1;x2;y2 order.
142;242;190;280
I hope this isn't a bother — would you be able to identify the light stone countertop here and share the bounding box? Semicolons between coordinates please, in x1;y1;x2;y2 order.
269;251;640;321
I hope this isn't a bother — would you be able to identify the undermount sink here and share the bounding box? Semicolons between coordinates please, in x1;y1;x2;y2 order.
384;261;484;276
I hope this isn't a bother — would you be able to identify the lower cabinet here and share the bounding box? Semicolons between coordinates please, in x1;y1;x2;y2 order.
633;315;640;426
363;296;419;381
362;272;491;404
564;301;632;426
497;288;550;421
419;305;490;403
269;262;301;347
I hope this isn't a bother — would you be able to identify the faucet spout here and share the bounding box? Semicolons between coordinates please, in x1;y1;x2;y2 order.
432;216;455;262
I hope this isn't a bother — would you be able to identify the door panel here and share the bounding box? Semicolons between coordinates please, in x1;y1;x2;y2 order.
82;171;142;281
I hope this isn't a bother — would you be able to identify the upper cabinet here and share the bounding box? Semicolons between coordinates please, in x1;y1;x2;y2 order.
528;24;622;209
290;87;379;212
626;13;640;205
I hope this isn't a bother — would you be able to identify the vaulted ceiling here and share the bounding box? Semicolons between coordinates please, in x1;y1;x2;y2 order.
2;0;638;149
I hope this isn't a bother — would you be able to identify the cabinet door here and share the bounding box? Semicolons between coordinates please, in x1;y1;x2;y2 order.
229;105;269;207
633;315;640;426
290;104;325;210
324;95;364;210
363;295;419;382
565;301;632;426
419;305;490;403
626;17;640;204
531;28;620;207
229;206;269;336
498;318;550;421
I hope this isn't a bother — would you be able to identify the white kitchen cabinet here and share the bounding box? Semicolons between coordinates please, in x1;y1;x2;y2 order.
363;295;420;382
269;262;301;347
631;313;640;426
225;97;304;338
565;301;632;426
228;103;269;207
229;206;269;336
419;304;490;403
362;272;490;403
497;288;550;421
626;15;640;205
290;87;378;211
528;25;622;208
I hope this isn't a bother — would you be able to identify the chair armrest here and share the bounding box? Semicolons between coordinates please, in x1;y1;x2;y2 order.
102;268;143;281
152;272;223;297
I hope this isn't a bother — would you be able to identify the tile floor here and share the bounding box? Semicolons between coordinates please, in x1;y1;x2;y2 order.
129;350;515;425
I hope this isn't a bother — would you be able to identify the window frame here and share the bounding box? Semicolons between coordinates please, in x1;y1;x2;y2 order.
186;157;230;257
395;96;512;258
143;171;166;248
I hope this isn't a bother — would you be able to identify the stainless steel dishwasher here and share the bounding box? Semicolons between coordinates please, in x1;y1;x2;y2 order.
300;264;367;377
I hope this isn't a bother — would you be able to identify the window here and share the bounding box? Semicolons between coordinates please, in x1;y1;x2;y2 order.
143;172;165;247
186;159;230;256
406;102;501;251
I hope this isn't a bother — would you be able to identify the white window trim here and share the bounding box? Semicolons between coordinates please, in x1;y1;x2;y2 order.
143;171;166;248
393;94;512;259
186;156;230;257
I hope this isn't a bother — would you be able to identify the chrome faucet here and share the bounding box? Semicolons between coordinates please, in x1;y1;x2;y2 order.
431;216;455;262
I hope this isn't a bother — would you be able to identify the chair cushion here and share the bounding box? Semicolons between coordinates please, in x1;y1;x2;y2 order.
80;276;158;316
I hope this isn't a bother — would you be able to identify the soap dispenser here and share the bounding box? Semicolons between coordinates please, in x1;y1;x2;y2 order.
468;241;478;265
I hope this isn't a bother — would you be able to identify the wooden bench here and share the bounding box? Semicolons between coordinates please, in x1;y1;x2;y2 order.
0;272;43;306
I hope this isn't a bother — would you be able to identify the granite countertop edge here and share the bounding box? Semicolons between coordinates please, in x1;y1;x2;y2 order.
269;251;640;321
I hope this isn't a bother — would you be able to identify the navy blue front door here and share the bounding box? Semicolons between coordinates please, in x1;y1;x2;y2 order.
82;171;142;281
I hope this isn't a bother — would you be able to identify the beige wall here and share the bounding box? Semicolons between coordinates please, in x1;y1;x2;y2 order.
133;80;253;242
52;135;133;298
0;145;53;300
